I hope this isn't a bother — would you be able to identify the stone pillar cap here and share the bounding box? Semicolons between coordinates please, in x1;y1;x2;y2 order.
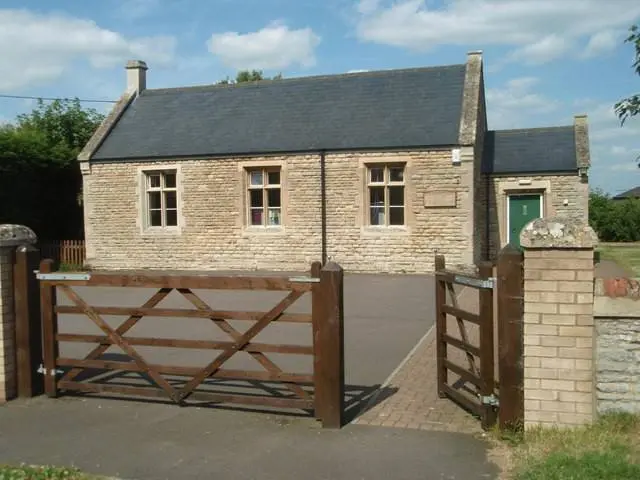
0;224;37;247
520;217;598;249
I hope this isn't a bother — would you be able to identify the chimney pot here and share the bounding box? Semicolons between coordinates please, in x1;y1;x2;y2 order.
126;60;148;93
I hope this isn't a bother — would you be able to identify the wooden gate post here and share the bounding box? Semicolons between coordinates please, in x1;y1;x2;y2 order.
312;261;344;428
478;261;497;429
14;245;43;397
39;259;58;398
434;255;447;398
496;245;524;430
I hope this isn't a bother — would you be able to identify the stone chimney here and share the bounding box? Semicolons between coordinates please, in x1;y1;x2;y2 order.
574;114;590;171
126;60;148;93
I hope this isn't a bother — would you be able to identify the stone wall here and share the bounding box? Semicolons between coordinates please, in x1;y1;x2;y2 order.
521;217;597;428
486;173;588;259
594;278;640;414
83;149;476;273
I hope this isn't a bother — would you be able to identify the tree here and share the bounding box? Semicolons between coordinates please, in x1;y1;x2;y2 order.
589;188;640;242
0;99;104;239
13;98;105;164
615;24;640;125
216;69;283;85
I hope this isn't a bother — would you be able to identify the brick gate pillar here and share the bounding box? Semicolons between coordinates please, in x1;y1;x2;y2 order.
520;217;598;429
0;224;37;402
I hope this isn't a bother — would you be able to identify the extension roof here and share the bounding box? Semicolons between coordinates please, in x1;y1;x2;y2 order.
482;127;578;174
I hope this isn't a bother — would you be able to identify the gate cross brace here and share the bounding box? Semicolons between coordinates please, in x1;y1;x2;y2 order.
60;287;172;383
177;288;310;401
446;282;479;378
176;289;304;402
59;285;182;402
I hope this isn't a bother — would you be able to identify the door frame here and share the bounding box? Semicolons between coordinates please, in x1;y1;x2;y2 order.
506;193;544;244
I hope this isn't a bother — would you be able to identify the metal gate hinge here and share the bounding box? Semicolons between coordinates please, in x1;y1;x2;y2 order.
453;275;495;289
37;364;63;376
480;394;499;407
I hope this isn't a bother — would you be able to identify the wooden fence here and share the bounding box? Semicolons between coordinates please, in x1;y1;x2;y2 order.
26;259;345;428
39;240;85;266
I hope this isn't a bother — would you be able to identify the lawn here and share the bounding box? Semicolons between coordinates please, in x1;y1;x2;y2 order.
494;413;640;479
597;243;640;276
0;465;106;480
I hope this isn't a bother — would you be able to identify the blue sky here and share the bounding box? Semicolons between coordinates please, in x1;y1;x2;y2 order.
0;0;639;194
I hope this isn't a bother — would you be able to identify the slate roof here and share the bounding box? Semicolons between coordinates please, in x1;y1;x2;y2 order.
92;64;467;160
613;186;640;199
482;127;577;174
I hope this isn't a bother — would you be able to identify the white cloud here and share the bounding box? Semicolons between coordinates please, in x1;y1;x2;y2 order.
207;23;320;70
355;0;640;64
486;77;558;128
509;35;572;65
572;99;640;192
0;9;176;91
609;162;638;172
357;0;381;15
581;30;620;58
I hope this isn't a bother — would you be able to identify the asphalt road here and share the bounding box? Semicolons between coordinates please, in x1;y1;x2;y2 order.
0;396;498;480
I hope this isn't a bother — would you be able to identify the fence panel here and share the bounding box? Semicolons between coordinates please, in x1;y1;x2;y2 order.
39;240;86;266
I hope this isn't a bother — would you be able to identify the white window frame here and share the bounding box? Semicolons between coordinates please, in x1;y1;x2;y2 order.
366;163;406;227
143;169;179;230
246;167;283;228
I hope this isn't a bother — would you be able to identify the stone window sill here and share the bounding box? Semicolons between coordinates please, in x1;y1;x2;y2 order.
242;227;287;237
140;227;182;238
361;226;410;236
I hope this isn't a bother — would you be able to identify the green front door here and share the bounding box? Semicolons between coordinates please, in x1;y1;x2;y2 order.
508;194;541;248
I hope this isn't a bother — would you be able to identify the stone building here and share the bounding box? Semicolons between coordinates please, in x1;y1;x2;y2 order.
78;52;590;273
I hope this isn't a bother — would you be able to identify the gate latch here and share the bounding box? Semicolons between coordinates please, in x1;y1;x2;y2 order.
37;364;63;376
480;394;499;407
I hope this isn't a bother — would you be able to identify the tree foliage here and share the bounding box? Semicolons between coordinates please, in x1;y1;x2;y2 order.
216;69;283;85
0;99;104;239
615;24;640;124
589;189;640;242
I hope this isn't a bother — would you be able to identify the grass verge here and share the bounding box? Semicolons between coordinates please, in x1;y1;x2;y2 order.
0;465;104;479
492;413;640;479
597;243;640;276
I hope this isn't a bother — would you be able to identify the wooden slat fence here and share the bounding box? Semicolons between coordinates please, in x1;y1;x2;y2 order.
39;240;86;266
32;259;345;429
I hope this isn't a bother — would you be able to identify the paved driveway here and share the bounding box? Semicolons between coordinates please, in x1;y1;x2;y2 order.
54;272;434;420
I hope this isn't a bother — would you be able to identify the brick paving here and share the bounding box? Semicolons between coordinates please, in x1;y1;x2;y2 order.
355;287;484;434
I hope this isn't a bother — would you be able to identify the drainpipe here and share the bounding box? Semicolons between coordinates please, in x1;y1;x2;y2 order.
320;150;328;265
485;175;491;260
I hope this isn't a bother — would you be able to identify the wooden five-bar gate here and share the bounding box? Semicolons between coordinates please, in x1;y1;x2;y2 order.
435;246;525;430
23;258;345;429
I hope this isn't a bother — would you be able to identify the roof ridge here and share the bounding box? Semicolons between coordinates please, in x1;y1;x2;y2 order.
143;63;467;95
489;125;574;134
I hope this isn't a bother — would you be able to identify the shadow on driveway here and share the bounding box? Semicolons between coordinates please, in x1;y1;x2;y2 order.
0;396;498;480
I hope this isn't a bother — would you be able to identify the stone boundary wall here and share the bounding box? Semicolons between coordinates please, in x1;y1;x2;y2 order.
594;277;640;415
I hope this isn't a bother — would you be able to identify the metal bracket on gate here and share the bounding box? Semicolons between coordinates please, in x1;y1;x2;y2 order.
288;276;321;283
454;275;495;289
480;394;500;407
37;364;63;376
35;271;91;281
